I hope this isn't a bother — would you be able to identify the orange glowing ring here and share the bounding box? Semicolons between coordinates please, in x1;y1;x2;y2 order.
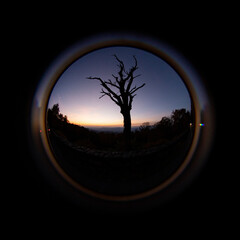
29;33;215;207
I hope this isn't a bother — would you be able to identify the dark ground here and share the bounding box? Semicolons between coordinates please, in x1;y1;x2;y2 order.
48;129;193;196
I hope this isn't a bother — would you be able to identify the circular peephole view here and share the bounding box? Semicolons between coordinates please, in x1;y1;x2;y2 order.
46;46;195;198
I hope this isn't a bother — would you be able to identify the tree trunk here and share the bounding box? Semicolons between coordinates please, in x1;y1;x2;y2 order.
122;109;131;150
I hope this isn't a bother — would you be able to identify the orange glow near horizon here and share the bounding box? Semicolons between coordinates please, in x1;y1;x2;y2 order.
65;108;162;128
69;120;148;128
70;121;122;128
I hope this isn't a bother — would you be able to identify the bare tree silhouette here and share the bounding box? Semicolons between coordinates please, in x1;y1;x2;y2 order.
87;55;145;147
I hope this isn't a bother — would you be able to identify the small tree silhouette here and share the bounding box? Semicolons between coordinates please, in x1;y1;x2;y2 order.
87;55;145;147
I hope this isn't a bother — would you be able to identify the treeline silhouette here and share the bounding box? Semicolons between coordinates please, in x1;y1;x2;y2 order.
47;104;193;151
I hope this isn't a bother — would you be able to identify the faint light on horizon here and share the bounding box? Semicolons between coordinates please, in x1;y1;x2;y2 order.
68;120;151;128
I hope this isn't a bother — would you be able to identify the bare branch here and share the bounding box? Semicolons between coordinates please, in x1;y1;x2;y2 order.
113;54;126;80
87;76;121;102
133;55;138;68
129;56;138;73
87;76;103;82
112;74;119;83
133;74;141;79
99;88;108;99
106;79;120;89
125;56;140;92
125;73;141;93
99;88;121;106
130;83;146;94
129;85;137;93
113;54;125;69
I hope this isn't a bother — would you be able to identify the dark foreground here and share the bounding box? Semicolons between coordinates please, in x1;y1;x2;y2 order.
48;130;193;196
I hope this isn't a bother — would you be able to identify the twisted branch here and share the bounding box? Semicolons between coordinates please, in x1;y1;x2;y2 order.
87;55;145;111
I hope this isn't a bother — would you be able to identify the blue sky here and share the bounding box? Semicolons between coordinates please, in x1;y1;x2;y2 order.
48;46;191;127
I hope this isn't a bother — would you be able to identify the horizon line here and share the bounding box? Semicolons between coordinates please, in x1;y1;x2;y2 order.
69;121;157;128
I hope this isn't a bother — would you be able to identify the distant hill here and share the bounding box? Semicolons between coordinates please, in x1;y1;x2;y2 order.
88;126;140;133
48;104;192;151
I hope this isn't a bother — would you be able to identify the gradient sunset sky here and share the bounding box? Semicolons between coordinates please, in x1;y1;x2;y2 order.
48;46;191;127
